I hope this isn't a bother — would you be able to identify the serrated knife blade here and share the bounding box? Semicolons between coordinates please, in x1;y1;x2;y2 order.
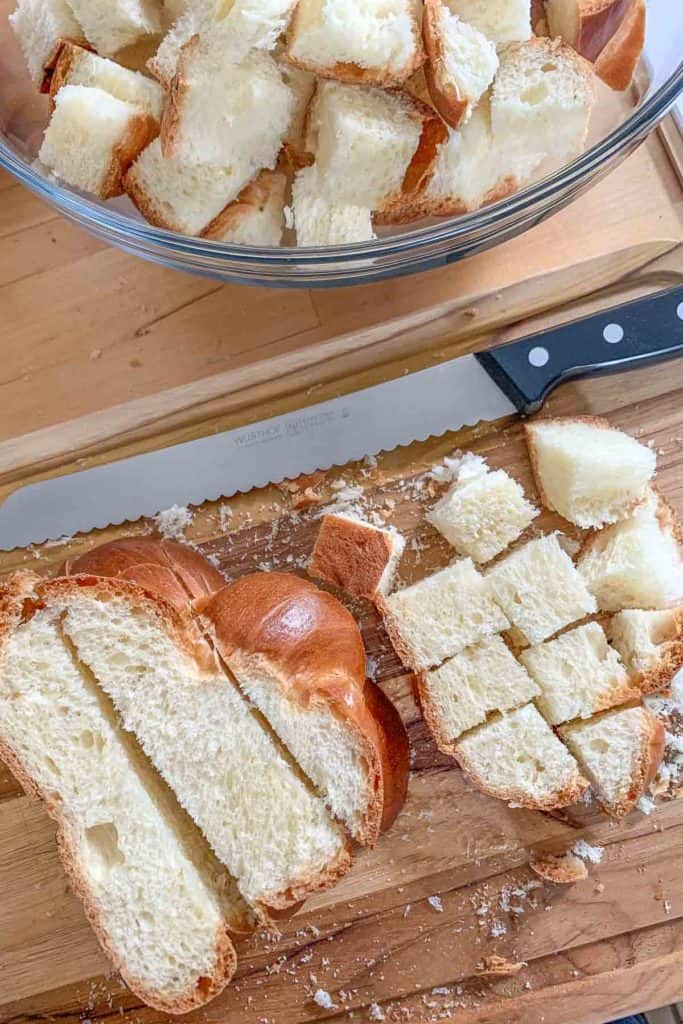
1;285;681;551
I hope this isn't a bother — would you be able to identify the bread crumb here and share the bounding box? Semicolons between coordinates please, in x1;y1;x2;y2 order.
313;988;336;1009
368;1003;385;1020
284;204;294;229
218;503;233;531
153;505;193;540
89;348;102;360
490;920;507;938
427;895;443;913
572;839;604;863
636;795;656;815
477;955;526;975
403;904;411;917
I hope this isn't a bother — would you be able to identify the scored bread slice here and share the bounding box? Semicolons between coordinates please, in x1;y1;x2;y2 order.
378;558;509;672
286;0;424;87
519;622;639;725
308;512;406;601
545;0;645;90
292;165;375;246
0;574;239;1012
524;416;656;529
423;0;499;129
9;0;88;91
442;0;532;44
37;575;351;910
418;635;539;749
202;572;409;846
559;705;665;816
577;489;683;612
608;608;683;694
487;533;597;647
454;703;588;810
50;42;164;120
64;0;162;55
39;84;158;200
427;460;538;564
201;170;287;245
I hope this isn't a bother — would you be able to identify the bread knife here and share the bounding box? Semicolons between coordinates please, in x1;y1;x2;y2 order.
1;286;681;551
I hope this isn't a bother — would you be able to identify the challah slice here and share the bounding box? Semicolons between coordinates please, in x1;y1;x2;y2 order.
50;41;164;120
309;512;406;601
0;574;238;1012
9;0;88;90
545;0;645;90
608;608;683;694
442;0;531;44
201;170;287;245
64;0;162;55
524;416;656;529
559;706;665;816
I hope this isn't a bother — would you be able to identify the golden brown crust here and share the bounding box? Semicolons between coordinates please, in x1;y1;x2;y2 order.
376;174;519;225
634;609;683;695
361;680;410;832
201;169;283;241
375;592;425;673
529;851;588;884
159;33;199;159
593;0;645;89
415;672;458;755
258;841;353;910
400;90;449;195
38;36;93;93
99;108;159;200
308;514;401;601
422;0;469;130
124;156;184;232
48;39;79;109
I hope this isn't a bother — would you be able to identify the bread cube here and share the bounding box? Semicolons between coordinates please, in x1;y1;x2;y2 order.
202;170;286;245
286;0;423;86
520;622;639;725
51;42;164;120
148;1;206;85
65;0;162;56
39;84;158;199
444;0;531;44
427;462;538;563
9;0;87;90
292;166;375;247
419;635;539;747
423;0;498;129
378;559;509;672
487;534;597;646
309;513;405;601
577;490;683;612
608;608;683;694
560;706;665;817
455;703;588;810
545;0;646;91
525;416;656;529
279;63;316;168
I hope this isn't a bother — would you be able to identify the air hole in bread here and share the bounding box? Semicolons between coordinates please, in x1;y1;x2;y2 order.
541;62;557;72
44;755;61;777
591;738;610;753
521;82;550;104
85;822;126;880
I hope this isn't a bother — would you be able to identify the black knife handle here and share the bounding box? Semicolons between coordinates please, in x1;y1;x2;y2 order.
475;285;683;415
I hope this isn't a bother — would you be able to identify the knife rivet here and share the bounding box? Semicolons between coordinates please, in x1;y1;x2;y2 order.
528;346;549;368
603;323;624;344
677;301;683;321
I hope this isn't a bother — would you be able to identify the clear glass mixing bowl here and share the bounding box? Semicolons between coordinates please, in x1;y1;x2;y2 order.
1;0;681;287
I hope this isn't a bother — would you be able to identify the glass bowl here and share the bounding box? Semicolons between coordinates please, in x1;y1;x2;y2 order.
1;0;681;288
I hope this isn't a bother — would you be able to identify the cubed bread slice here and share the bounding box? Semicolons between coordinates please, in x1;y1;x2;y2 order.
39;576;350;910
203;573;410;846
427;461;538;563
292;166;375;246
524;416;656;529
50;42;164;120
559;705;665;816
286;0;424;87
0;575;238;1012
378;558;509;672
148;0;208;85
423;0;499;129
9;0;88;90
161;43;293;169
418;635;539;749
487;533;597;646
577;490;683;612
65;0;162;55
520;622;639;725
608;608;683;694
443;0;532;44
201;170;286;245
306;79;447;211
39;84;158;200
309;512;406;601
124;137;254;235
546;0;645;90
454;703;588;809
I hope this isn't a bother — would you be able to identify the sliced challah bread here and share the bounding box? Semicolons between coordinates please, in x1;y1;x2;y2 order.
291;166;376;246
201;169;287;245
50;41;164;120
64;0;162;56
0;573;239;1012
9;0;88;90
545;0;646;90
443;0;532;44
309;512;405;601
608;608;683;694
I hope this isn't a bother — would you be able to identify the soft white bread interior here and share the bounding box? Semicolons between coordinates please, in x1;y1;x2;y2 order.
309;512;406;601
423;0;498;129
292;165;375;246
427;457;538;563
577;490;683;612
202;572;410;846
51;42;164;120
286;0;424;87
148;0;207;85
278;61;316;167
487;533;597;646
51;578;351;910
560;705;665;816
545;0;645;90
378;558;509;672
524;416;656;529
608;608;683;694
9;0;87;90
201;169;286;245
39;84;158;200
64;0;162;55
124;137;254;235
0;576;237;1013
455;703;588;810
418;635;539;748
442;0;532;44
519;621;639;725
